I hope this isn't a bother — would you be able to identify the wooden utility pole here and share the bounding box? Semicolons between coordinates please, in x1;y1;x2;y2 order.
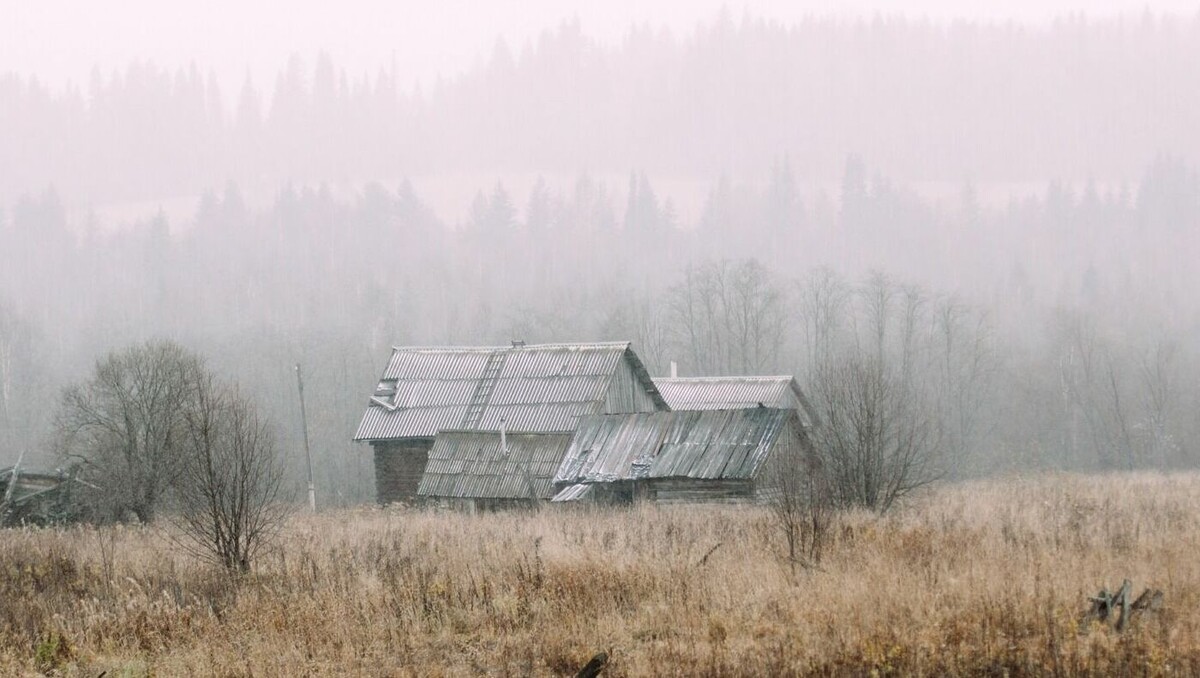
295;364;316;512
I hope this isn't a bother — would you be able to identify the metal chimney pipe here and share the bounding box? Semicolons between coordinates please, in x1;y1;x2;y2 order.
670;361;678;379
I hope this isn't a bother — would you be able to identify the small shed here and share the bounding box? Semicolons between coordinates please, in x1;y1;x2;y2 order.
353;341;668;504
654;375;819;427
551;408;811;505
0;466;87;526
417;430;573;511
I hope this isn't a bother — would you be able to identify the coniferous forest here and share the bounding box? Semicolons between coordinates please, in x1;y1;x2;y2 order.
3;12;1200;503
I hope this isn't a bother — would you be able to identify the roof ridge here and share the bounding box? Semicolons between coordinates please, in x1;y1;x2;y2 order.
391;341;632;352
435;428;575;436
655;375;795;382
587;407;793;416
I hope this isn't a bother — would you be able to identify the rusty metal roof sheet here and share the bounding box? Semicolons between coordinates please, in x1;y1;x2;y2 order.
654;376;818;427
354;342;667;441
418;430;573;500
554;408;798;484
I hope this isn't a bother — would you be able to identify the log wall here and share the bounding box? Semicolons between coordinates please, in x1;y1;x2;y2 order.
373;439;433;504
649;478;757;504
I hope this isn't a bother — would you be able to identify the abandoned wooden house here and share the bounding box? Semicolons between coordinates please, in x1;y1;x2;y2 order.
353;341;668;504
551;407;812;505
417;430;573;511
0;465;87;526
654;375;819;427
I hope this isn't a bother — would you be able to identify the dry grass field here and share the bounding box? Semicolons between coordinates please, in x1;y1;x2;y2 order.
1;473;1198;676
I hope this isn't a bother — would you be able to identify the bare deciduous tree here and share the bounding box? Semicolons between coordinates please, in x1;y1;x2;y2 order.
0;304;18;431
55;340;205;522
795;267;848;380
932;299;998;476
1053;314;1150;470
597;290;670;375
809;351;941;513
0;302;46;458
765;432;832;574
668;258;788;375
800;274;942;511
1138;338;1181;466
173;374;290;573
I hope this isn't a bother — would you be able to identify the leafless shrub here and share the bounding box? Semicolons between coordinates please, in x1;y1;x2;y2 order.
172;374;291;573
764;434;833;573
798;274;945;513
809;351;942;513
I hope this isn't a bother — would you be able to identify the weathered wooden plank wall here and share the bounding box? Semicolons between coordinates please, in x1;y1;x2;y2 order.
603;356;661;414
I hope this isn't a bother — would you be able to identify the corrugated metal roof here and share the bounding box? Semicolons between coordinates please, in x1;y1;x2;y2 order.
654;376;795;409
554;408;796;484
354;342;667;441
417;430;573;500
654;376;818;427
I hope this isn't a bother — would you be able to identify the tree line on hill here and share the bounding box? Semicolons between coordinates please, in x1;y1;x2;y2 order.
1;153;1199;505
4;12;1200;204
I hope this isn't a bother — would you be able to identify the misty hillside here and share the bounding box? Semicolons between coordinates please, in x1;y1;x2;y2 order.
3;10;1200;505
5;12;1200;207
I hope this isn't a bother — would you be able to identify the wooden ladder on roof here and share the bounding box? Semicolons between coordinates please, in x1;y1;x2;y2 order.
462;350;506;429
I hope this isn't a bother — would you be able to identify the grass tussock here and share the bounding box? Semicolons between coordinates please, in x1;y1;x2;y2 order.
0;473;1198;676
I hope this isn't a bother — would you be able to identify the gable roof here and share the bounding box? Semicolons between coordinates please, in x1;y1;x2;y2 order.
553;408;799;485
353;342;666;441
654;376;819;427
418;430;572;500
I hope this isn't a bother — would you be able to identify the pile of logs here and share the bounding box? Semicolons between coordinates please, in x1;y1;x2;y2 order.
1083;579;1163;632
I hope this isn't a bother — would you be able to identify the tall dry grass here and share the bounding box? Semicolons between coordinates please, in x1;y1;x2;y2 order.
1;472;1198;676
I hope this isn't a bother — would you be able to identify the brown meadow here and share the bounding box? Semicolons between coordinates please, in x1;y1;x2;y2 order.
1;472;1198;676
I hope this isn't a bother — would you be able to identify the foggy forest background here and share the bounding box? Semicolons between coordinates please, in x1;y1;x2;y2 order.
3;10;1200;504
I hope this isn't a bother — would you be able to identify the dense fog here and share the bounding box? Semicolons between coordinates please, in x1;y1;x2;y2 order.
2;6;1199;504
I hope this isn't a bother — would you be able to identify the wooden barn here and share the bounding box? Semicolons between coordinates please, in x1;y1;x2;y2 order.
417;430;573;511
551;408;811;505
353;342;668;504
654;375;819;427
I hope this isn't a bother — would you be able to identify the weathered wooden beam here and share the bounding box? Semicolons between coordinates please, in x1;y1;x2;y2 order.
1132;588;1164;612
1087;587;1112;622
1115;579;1132;632
1085;581;1164;632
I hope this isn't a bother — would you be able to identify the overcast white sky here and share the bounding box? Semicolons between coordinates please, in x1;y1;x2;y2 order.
4;0;1198;93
